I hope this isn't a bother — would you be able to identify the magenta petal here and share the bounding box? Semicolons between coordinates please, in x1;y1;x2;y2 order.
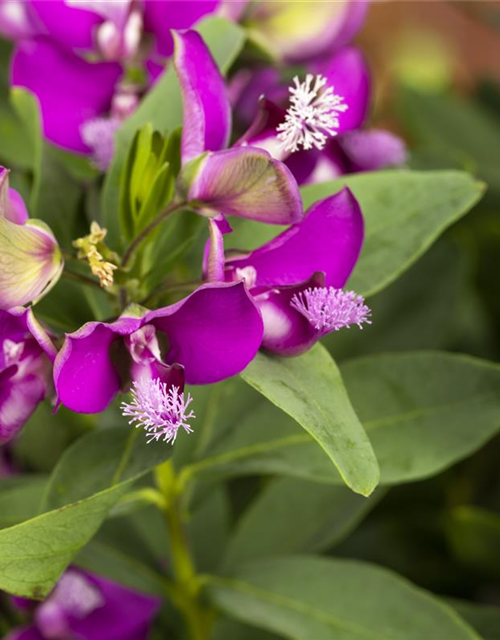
331;1;368;52
0;0;39;40
145;1;219;57
54;323;122;413
203;216;232;282
173;29;231;163
7;188;29;224
315;47;370;134
70;570;160;640
257;274;324;357
339;129;408;172
185;147;303;225
146;282;263;385
29;0;103;51
11;38;122;152
227;188;364;288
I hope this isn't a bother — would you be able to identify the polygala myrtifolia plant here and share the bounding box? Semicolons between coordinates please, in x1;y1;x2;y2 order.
0;3;498;640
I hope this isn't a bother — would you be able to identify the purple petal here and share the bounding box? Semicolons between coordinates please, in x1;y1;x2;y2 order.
285;141;349;185
219;0;248;22
7;188;29;224
230;68;286;128
183;147;303;225
0;0;40;40
29;0;103;51
11;38;122;152
73;572;160;640
227;187;364;288
0;365;46;444
257;274;324;357
314;46;370;133
0;308;53;444
339;128;408;172
173;29;231;163
203;216;232;282
235;97;288;161
144;1;219;57
146;282;263;385
54;323;123;413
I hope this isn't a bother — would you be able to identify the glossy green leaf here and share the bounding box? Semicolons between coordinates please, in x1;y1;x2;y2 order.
301;170;484;296
0;427;172;597
193;352;500;487
225;478;384;567
0;477;48;529
241;344;380;497
10;87;43;210
102;17;244;246
207;556;480;640
449;599;500;640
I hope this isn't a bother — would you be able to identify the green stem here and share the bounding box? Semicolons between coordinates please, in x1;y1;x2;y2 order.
156;461;213;640
121;200;186;269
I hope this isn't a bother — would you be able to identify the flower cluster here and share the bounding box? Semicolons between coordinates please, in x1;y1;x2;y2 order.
0;2;381;450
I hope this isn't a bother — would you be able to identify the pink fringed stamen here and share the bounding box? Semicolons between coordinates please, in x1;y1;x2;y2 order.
291;286;371;333
121;379;195;444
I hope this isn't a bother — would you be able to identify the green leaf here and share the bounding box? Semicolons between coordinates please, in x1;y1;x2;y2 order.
301;170;484;297
0;427;172;597
192;352;500;487
9;87;43;210
0;477;48;529
448;599;500;640
102;17;245;246
241;344;379;497
225;478;384;567
207;556;480;640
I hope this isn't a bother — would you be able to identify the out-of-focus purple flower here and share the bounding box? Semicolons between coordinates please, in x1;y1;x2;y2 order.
0;167;63;309
54;282;263;429
11;38;123;154
242;0;368;62
144;0;219;57
235;46;407;184
7;567;160;640
0;307;56;444
205;188;371;356
5;1;220;159
173;29;303;226
0;0;39;40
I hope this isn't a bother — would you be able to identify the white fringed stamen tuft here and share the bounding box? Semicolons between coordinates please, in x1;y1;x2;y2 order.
121;379;195;444
291;286;371;333
277;74;348;153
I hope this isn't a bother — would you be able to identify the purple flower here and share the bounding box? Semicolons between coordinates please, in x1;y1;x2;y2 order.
6;567;160;640
0;167;63;309
241;0;368;63
173;29;303;226
0;307;56;445
54;283;263;432
205;188;371;356
234;47;407;184
6;1;220;158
